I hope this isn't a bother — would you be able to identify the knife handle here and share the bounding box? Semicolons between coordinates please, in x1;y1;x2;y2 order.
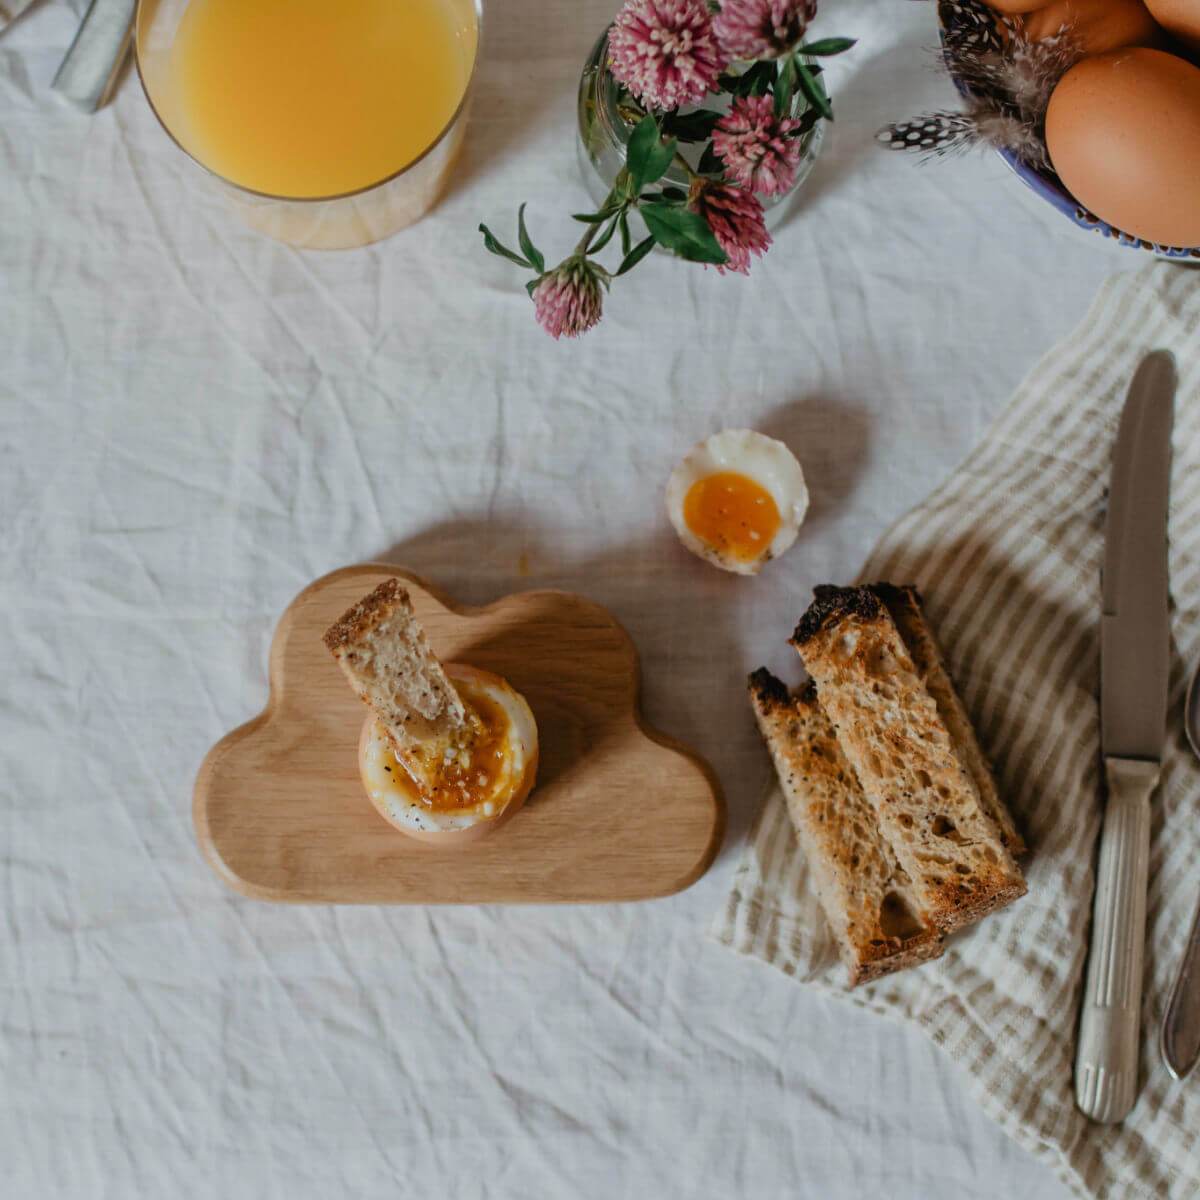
52;0;136;114
1075;757;1157;1123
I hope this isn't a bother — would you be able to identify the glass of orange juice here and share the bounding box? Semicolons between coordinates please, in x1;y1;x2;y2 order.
135;0;480;249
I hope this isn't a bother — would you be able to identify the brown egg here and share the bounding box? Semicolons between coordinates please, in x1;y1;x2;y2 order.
1143;0;1200;58
987;0;1055;13
1046;47;1200;245
1021;0;1167;53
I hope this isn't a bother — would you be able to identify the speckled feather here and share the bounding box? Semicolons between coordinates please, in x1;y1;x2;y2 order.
878;0;1081;169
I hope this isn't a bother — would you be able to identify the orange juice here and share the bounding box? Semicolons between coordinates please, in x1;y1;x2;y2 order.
171;0;476;198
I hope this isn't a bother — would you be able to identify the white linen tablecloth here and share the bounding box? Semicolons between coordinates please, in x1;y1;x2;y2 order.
1;1;1144;1196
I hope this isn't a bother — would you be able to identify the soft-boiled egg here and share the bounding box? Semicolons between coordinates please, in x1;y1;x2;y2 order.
666;429;808;575
358;663;538;844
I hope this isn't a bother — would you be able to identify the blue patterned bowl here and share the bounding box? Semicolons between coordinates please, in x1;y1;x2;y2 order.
939;0;1200;259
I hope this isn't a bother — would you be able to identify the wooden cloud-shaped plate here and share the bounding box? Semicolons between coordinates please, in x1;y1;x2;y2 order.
194;565;725;904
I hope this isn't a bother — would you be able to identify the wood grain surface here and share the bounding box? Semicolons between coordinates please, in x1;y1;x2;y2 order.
194;565;725;903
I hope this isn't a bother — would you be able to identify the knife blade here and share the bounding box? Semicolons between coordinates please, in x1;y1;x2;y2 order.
1076;349;1176;1124
1101;349;1175;762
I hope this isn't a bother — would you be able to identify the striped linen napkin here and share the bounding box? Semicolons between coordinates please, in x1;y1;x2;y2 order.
712;262;1200;1200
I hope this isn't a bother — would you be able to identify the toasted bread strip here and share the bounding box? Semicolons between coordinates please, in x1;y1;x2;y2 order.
324;579;469;793
749;669;944;986
792;586;1026;933
871;584;1025;856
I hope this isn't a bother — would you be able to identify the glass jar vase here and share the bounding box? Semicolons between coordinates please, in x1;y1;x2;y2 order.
576;29;825;227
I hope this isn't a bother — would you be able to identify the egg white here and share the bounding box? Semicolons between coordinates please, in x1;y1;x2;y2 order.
665;429;809;575
359;663;538;840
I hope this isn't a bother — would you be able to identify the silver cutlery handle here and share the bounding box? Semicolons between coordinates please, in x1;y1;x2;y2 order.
52;0;136;113
1162;885;1200;1080
1075;757;1157;1123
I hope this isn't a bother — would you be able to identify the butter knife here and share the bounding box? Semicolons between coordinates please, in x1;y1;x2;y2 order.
1074;350;1176;1124
52;0;136;113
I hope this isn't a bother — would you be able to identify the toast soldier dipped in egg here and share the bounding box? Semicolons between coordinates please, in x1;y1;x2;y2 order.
325;580;538;843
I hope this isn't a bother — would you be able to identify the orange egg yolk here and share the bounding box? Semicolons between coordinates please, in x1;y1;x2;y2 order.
391;683;512;813
683;471;781;563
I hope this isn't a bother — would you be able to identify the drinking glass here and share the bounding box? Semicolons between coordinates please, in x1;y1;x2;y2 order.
135;0;481;249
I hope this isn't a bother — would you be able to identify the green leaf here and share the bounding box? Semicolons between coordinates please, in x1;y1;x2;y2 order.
660;186;688;203
795;62;833;120
697;143;725;176
626;115;677;195
572;211;611;224
619;211;632;257
479;222;533;269
516;203;544;273
775;54;798;119
525;277;540;298
719;61;776;97
796;105;820;135
639;202;727;265
800;36;857;56
590;214;621;255
615;235;656;277
660;108;721;142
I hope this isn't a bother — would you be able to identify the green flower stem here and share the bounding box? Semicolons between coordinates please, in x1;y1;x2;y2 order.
574;220;601;257
670;152;701;183
573;173;632;256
